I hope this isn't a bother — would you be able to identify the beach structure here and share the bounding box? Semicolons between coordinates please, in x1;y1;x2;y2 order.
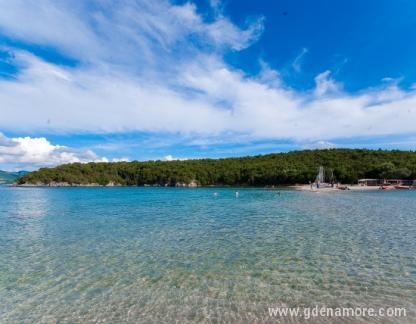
358;179;380;186
358;178;415;186
358;178;416;190
383;179;414;186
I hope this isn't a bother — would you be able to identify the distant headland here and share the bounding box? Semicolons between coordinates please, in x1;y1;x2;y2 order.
15;149;416;188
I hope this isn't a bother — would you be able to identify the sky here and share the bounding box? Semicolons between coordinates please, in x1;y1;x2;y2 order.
1;0;416;171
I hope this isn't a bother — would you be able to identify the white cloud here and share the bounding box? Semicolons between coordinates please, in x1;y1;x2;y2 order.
164;155;175;161
0;0;262;69
111;157;130;162
0;133;107;170
163;155;187;161
301;140;337;150
1;50;416;146
0;0;415;163
314;70;341;97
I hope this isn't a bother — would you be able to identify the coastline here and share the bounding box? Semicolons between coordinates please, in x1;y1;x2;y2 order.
13;182;385;191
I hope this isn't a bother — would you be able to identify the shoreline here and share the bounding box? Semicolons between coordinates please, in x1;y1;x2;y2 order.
10;182;388;191
291;184;389;192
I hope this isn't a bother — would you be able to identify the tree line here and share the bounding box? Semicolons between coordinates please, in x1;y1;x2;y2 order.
17;149;416;186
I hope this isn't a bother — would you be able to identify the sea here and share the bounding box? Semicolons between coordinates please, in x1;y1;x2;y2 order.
0;187;415;323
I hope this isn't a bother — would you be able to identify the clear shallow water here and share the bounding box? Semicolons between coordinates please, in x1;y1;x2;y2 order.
0;187;415;323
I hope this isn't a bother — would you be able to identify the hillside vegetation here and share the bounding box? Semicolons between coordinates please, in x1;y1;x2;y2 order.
17;149;416;186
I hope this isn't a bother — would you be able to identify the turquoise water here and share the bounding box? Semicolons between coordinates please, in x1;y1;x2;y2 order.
0;187;415;323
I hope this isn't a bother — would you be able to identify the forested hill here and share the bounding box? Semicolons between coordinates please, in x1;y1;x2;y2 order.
17;149;416;186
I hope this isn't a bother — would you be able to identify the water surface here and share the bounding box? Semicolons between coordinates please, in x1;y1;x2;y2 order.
0;187;415;323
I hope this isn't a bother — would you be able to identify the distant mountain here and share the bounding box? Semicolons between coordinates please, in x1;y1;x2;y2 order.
0;170;28;184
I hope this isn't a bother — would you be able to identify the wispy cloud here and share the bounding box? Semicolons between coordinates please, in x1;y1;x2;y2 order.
292;47;308;73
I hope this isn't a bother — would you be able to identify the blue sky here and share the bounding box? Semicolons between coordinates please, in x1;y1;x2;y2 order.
0;0;416;170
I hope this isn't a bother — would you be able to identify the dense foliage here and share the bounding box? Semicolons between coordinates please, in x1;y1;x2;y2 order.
17;149;416;186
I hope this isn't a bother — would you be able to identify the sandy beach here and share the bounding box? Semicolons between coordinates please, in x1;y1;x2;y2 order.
292;184;382;192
